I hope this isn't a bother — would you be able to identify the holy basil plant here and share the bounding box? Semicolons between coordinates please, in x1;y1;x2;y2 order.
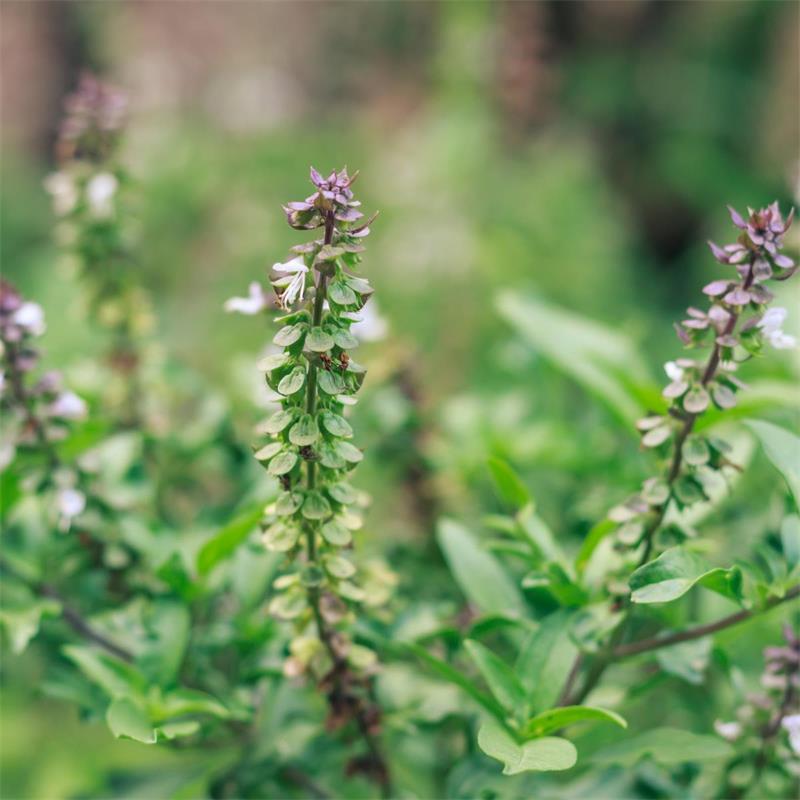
411;203;799;788
226;167;394;794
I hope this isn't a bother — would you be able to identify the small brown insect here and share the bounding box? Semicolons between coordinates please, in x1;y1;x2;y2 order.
338;352;350;370
299;445;317;461
319;354;333;371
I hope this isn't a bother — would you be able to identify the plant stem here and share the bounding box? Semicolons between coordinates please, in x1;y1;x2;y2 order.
300;209;392;798
612;584;800;660
0;557;134;662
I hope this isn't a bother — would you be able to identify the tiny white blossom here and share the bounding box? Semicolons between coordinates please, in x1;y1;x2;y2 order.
224;282;268;315
12;302;46;336
86;172;119;218
344;300;388;343
664;361;684;382
272;257;309;309
714;720;742;741
49;391;88;421
44;171;78;216
782;714;800;754
57;487;86;520
758;307;797;350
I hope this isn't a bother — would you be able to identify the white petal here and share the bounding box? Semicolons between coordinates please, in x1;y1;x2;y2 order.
49;391;88;420
224;282;267;315
57;488;86;519
12;302;46;336
768;330;797;350
782;714;800;754
664;361;684;382
714;720;742;741
44;171;78;216
759;306;787;334
273;256;308;275
86;173;119;218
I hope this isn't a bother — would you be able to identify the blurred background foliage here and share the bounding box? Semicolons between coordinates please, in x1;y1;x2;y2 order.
1;1;798;797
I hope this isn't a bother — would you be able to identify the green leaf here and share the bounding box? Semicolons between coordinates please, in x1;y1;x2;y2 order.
63;645;146;697
277;366;306;396
437;519;525;617
496;291;650;425
329;280;357;306
106;697;156;744
521;705;626;739
477;719;577;774
333;328;359;349
302;491;331;520
289;414;319;446
306;327;335;353
273;323;305;347
464;639;527;714
0;599;61;654
404;643;506;720
591;727;733;767
335;440;363;464
575;519;616;575
197;503;264;575
139;601;190;686
487;458;531;510
745;419;800;509
318;370;345;395
153;687;231;721
515;609;579;712
655;638;712;685
320;411;353;438
320;520;352;546
260;409;294;434
267;450;298;477
781;515;800;571
629;546;743;605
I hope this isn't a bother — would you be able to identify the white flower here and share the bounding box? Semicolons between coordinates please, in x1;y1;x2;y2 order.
12;302;46;336
664;361;684;382
272;257;309;309
714;720;742;741
782;714;800;754
49;391;88;421
224;282;268;315
44;171;78;216
344;300;388;343
86;172;119;218
57;487;86;520
758;307;797;350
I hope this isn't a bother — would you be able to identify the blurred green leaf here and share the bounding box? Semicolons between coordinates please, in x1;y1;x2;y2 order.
521;705;626;739
496;291;651;425
464;639;527;714
655;638;712;685
590;727;733;766
197;503;265;575
487;457;532;510
781;515;800;572
138;600;190;686
515;609;578;712
477;719;577;774
629;546;743;605
404;642;505;721
745;419;800;509
0;599;61;654
437;518;525;617
106;697;157;744
63;645;146;698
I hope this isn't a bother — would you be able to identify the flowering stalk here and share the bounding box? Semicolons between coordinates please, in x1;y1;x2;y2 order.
716;625;799;798
0;281;89;529
229;167;391;792
45;72;152;426
562;202;797;705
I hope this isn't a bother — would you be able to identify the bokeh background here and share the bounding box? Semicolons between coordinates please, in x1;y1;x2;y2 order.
2;1;799;797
